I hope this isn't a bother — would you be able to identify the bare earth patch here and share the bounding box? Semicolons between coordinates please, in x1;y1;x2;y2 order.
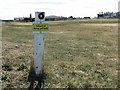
82;24;119;27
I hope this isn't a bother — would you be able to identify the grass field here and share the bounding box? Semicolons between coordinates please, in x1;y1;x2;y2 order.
1;19;118;88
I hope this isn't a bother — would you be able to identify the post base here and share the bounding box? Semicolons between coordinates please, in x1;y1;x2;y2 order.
27;68;46;90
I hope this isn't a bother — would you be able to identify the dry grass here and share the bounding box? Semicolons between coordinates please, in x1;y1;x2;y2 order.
1;19;118;88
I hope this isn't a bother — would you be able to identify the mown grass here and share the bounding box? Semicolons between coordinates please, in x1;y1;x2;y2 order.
2;19;118;88
49;18;118;26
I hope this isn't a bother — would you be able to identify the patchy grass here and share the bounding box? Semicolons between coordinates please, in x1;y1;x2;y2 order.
2;19;118;88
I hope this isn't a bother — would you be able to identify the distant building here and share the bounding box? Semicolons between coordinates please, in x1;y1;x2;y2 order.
45;15;67;21
84;17;91;19
14;14;67;22
97;12;118;18
118;1;120;18
68;16;73;19
97;13;104;18
14;13;34;22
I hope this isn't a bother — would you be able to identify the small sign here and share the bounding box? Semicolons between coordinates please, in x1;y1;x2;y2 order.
33;24;48;31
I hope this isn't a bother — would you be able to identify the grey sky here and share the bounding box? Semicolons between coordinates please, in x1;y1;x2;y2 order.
0;0;119;20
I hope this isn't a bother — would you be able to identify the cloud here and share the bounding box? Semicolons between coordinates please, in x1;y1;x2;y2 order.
20;1;64;5
0;0;119;20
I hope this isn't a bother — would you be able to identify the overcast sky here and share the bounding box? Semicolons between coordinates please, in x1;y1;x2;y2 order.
0;0;119;20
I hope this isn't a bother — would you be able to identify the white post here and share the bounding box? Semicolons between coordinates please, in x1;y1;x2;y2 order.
33;12;48;77
34;32;44;76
